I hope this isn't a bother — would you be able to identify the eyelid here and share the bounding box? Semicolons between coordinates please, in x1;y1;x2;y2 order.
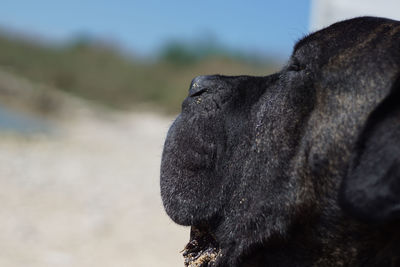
287;58;305;72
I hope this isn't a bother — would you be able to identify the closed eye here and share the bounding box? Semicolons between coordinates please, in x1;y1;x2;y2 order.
287;60;305;72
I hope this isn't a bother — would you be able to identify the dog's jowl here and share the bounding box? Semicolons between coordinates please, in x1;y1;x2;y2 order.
160;17;400;267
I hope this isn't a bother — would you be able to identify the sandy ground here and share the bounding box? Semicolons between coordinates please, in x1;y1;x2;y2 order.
0;109;189;267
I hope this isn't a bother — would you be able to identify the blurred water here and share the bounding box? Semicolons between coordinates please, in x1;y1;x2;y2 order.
0;105;50;133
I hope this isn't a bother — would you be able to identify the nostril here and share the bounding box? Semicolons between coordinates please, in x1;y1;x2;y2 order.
189;86;208;97
189;75;217;97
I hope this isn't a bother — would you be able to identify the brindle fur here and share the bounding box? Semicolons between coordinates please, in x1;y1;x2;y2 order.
160;17;400;266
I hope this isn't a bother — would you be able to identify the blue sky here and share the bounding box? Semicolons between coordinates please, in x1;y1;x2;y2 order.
0;1;311;59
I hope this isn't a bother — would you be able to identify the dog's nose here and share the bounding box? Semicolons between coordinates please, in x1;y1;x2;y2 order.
189;75;216;97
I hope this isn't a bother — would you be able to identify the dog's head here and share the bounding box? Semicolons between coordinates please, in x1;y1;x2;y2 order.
161;17;400;266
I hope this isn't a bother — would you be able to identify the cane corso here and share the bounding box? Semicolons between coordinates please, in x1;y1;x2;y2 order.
160;17;400;266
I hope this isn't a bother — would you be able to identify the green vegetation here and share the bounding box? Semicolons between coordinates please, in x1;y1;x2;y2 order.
0;32;280;114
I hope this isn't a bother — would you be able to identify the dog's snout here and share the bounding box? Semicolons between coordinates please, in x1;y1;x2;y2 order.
189;75;216;97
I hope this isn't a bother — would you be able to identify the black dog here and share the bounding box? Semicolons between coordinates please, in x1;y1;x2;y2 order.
160;17;400;266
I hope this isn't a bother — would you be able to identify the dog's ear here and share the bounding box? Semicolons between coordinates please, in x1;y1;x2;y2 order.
339;78;400;223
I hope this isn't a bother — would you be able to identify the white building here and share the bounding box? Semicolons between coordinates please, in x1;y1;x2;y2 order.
310;0;400;31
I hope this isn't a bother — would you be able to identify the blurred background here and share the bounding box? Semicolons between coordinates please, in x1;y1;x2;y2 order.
0;1;399;266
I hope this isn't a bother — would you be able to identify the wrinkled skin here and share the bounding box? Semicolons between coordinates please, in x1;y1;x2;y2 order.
161;17;400;266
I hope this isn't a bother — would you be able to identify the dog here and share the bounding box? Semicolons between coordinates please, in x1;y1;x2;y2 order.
160;17;400;266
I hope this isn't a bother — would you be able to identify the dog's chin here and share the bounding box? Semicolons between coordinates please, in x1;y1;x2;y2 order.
182;226;221;267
